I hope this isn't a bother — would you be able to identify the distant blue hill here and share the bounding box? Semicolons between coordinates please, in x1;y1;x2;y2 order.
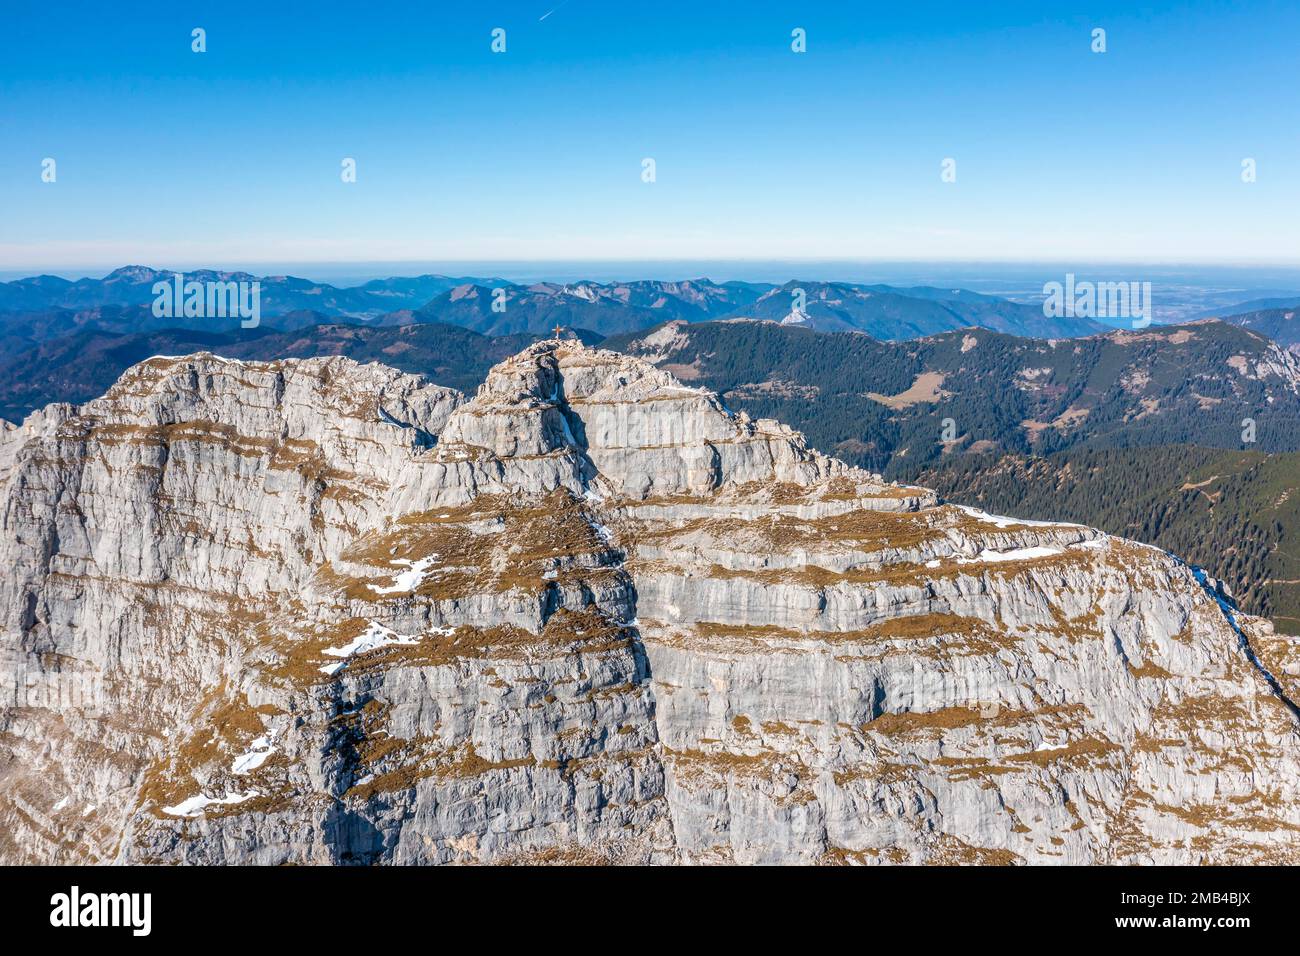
0;266;1101;343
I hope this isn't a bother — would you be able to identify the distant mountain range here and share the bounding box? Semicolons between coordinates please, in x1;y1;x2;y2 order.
9;267;1300;347
0;267;1103;343
1195;295;1300;320
402;279;767;336
0;266;506;317
736;280;1103;338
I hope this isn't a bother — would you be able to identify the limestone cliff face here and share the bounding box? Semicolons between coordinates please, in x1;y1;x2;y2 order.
1;340;1298;865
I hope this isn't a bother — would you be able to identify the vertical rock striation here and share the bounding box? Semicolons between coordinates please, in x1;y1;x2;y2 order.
1;340;1298;864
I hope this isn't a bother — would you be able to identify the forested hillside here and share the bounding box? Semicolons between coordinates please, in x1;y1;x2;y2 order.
916;446;1300;634
609;318;1300;476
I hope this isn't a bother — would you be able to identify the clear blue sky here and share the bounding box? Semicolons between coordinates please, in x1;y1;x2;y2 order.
2;0;1298;271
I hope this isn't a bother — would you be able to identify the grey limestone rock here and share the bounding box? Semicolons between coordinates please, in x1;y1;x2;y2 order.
1;340;1297;865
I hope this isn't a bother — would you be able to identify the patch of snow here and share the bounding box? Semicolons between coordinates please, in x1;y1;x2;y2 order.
143;353;247;366
231;732;278;775
960;546;1063;564
52;795;70;812
368;555;438;594
954;504;1082;529
586;516;615;546
319;621;420;675
161;790;259;818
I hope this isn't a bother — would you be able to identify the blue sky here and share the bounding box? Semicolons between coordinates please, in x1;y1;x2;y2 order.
2;0;1298;271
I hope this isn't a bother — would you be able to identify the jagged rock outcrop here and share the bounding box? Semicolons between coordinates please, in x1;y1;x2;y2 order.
2;340;1299;864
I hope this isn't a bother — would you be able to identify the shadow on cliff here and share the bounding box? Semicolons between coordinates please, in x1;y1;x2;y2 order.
551;365;601;490
318;688;393;864
323;799;388;864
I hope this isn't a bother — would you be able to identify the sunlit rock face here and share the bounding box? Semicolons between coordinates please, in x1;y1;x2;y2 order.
1;339;1298;865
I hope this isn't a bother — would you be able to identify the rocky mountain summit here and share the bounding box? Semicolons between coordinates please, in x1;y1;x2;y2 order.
2;339;1299;864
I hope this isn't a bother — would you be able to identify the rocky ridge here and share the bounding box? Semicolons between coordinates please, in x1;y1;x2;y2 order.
1;339;1299;864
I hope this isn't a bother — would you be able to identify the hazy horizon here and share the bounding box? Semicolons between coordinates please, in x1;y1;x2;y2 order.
7;259;1300;286
6;259;1299;326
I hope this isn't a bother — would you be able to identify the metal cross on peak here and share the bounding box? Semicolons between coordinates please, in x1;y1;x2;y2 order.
552;324;566;339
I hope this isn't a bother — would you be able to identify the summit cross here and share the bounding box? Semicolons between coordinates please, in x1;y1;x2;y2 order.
552;324;565;339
